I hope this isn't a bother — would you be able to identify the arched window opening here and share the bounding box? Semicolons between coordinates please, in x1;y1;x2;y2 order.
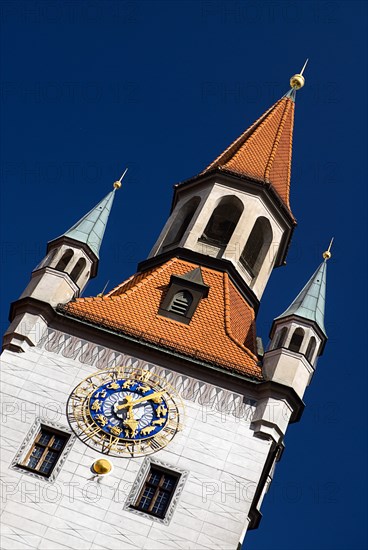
306;337;317;363
288;328;305;353
240;217;272;277
70;258;86;283
273;327;288;349
200;197;243;247
55;249;74;272
168;290;193;317
162;197;201;249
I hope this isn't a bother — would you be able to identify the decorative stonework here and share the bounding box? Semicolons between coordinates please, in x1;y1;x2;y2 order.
10;417;75;483
123;457;189;525
37;328;256;420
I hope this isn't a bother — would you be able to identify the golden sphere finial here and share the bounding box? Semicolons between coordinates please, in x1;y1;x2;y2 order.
290;74;305;90
92;459;113;475
322;237;334;261
290;59;308;90
113;167;128;190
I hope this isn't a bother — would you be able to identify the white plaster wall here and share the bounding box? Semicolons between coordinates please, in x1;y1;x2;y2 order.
0;341;272;550
19;268;79;308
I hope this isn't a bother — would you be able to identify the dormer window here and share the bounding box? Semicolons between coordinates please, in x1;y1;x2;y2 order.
158;268;209;325
168;291;193;316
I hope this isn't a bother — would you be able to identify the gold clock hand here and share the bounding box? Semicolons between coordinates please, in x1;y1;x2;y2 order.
123;404;138;433
115;391;164;411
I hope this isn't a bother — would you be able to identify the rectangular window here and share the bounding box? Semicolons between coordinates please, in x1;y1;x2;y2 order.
20;426;69;477
132;466;180;519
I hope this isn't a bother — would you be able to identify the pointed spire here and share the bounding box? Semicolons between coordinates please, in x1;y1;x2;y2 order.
63;189;116;258
55;171;127;258
203;64;308;213
276;244;331;337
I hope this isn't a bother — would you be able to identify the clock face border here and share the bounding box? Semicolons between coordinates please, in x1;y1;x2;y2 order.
66;366;184;458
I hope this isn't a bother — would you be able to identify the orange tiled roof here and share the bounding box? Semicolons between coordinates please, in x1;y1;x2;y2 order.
203;96;295;212
60;258;262;380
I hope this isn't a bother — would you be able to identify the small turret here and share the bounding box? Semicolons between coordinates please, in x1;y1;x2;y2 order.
3;175;125;352
263;242;331;399
20;186;119;306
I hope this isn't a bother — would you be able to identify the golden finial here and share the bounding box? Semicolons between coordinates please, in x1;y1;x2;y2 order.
323;237;334;260
290;59;308;90
113;167;128;189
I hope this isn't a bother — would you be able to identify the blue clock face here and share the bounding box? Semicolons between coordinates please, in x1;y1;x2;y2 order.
67;367;184;457
88;379;169;440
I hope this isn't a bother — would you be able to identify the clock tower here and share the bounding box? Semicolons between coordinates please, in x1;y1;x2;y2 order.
0;68;331;550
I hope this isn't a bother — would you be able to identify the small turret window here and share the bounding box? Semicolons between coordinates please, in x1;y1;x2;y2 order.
288;328;305;353
168;291;193;317
200;196;243;247
240;217;272;277
55;249;74;272
70;258;86;283
273;327;288;349
306;337;317;363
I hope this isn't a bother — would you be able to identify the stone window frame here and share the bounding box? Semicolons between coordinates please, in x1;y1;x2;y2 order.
10;417;75;483
124;457;188;525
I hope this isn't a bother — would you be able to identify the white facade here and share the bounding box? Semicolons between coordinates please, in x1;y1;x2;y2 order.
0;327;283;550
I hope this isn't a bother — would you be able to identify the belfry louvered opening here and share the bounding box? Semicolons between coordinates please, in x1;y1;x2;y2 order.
168;291;193;316
158;267;209;325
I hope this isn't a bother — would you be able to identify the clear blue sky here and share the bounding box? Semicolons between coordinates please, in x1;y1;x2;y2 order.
1;1;367;549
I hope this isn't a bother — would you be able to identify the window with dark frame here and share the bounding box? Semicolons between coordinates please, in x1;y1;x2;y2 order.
20;427;69;477
132;467;180;519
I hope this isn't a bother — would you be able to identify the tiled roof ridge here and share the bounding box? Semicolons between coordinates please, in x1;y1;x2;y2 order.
223;272;259;362
202;100;279;174
105;259;180;300
105;273;139;297
227;98;287;173
268;99;294;209
264;98;290;182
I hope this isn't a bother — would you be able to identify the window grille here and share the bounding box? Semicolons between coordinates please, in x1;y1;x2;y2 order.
133;467;180;519
21;427;69;477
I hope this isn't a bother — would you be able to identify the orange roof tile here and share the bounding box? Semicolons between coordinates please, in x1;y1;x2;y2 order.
59;258;263;380
203;96;295;212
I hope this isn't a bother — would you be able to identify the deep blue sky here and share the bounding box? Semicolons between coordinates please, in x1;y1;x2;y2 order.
1;1;367;549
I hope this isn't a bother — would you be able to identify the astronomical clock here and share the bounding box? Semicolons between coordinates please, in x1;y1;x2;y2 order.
67;366;184;458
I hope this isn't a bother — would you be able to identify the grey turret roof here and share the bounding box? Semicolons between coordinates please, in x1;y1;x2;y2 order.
276;260;328;337
60;189;116;258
